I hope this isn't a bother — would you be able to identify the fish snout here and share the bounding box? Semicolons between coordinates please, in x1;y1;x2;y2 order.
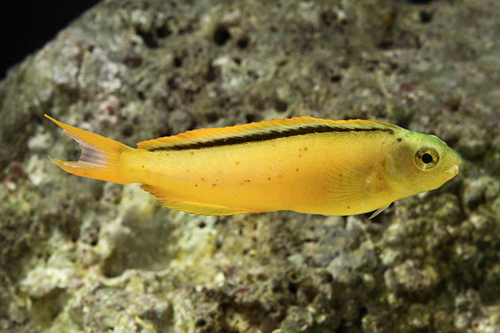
444;164;459;179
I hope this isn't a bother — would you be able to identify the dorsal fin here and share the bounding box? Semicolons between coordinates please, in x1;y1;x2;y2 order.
137;116;399;151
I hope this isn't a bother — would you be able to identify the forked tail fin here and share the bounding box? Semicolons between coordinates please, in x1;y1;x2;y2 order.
45;114;135;184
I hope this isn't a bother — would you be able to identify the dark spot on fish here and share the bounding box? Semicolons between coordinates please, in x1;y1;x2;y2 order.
268;177;271;180
190;152;194;155
304;147;308;151
298;154;302;158
245;180;251;183
194;184;198;187
397;138;402;142
296;168;299;172
187;169;190;172
141;165;145;168
212;183;217;187
347;206;350;209
339;173;343;177
201;178;205;182
236;162;240;165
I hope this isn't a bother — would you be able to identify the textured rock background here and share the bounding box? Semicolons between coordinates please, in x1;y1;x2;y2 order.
1;0;499;331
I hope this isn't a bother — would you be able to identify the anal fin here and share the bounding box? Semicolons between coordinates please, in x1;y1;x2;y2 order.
140;184;253;216
157;200;249;216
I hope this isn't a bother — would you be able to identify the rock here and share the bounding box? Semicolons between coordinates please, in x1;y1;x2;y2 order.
1;0;500;331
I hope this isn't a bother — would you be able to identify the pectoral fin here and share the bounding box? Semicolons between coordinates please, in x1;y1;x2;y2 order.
366;167;391;218
327;164;372;203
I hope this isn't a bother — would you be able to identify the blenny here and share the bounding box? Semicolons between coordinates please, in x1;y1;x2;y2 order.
45;115;461;217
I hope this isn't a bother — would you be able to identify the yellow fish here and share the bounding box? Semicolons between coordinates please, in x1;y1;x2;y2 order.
45;115;461;218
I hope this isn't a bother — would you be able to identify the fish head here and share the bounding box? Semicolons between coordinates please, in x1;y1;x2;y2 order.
383;131;462;197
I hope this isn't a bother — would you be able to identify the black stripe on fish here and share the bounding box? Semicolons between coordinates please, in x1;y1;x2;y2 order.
147;124;395;152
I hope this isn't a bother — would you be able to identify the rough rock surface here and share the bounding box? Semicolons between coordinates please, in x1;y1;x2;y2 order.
1;0;500;331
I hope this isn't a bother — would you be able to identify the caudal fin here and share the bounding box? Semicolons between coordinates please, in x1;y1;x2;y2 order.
45;114;134;184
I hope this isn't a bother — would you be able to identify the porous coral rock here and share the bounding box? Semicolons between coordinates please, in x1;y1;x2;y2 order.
1;0;500;331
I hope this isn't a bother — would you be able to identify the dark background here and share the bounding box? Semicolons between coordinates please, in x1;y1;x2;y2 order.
0;0;101;80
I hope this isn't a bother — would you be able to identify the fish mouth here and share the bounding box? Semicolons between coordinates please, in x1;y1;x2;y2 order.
444;165;459;179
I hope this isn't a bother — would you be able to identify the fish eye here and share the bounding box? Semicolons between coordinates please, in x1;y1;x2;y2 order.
414;147;439;170
422;153;433;164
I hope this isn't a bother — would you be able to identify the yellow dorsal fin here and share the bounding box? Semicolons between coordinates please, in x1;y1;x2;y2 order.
136;117;398;151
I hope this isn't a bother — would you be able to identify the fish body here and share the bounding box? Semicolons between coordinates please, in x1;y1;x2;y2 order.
45;115;461;217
